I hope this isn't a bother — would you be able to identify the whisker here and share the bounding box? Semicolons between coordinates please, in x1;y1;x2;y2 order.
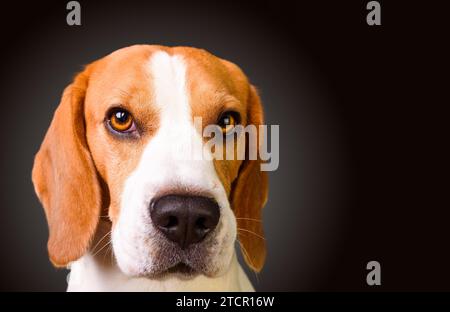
103;244;114;265
102;244;111;262
237;239;254;269
237;239;260;283
236;217;262;223
92;239;111;258
91;230;112;255
237;228;266;241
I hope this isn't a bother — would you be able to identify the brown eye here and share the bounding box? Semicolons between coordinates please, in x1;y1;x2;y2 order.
108;109;134;132
218;112;239;134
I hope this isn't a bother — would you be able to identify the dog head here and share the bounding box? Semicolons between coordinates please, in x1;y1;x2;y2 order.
32;45;268;278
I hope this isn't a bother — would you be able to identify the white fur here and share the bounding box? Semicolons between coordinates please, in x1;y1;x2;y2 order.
67;253;253;291
86;51;244;289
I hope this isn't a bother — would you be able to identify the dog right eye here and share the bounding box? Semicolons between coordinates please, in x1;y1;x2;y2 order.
107;108;136;133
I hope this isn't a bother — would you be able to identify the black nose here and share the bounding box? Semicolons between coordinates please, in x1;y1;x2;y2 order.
150;195;220;249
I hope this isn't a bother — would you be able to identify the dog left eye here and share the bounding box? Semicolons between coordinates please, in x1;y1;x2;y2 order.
218;111;240;134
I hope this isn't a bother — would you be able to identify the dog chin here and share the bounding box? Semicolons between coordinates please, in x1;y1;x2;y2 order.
119;263;213;281
149;262;203;280
117;256;227;280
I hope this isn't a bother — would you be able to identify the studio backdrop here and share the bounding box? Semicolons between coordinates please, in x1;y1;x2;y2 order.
1;0;446;291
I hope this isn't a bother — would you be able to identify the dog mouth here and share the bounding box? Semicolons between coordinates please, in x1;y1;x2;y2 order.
166;262;196;275
136;225;220;278
114;222;224;279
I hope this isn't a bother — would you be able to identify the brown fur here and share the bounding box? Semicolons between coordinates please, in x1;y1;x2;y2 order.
32;64;102;267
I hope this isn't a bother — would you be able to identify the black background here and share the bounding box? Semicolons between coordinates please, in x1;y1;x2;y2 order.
0;0;448;292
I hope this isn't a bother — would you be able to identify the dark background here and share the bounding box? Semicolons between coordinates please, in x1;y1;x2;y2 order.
0;0;448;291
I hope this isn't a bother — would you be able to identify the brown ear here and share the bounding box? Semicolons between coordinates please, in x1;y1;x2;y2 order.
32;66;101;267
231;85;269;272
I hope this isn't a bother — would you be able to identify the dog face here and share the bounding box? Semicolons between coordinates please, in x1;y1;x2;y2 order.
32;45;268;278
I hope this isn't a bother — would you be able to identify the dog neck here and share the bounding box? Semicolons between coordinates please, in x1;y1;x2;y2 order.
66;251;254;291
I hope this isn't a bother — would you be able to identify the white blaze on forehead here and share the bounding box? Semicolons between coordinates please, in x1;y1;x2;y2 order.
147;51;200;160
142;50;216;190
150;51;191;125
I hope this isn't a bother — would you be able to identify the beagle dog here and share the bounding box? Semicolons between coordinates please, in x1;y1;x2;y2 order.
32;45;268;291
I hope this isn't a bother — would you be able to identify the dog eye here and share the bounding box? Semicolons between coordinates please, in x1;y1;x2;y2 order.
108;109;135;133
218;112;239;134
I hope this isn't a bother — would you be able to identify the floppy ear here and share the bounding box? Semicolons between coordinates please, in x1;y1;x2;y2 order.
231;85;269;272
32;66;101;267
